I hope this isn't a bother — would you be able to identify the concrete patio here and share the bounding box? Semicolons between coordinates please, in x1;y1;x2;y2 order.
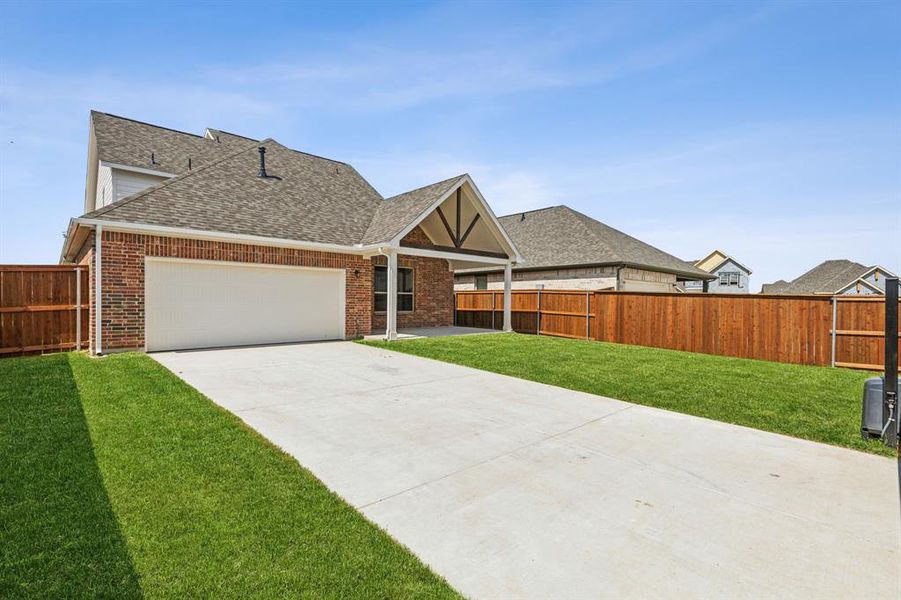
362;325;502;341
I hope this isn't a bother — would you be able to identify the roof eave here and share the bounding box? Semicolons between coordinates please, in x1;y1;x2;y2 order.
67;218;386;257
455;260;716;279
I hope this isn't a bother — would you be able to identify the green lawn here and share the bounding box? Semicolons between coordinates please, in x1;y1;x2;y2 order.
362;333;891;457
0;352;459;598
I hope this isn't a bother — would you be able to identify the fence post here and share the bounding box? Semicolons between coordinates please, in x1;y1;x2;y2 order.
75;268;82;351
453;292;457;327
536;288;541;335
831;296;837;367
491;291;496;330
585;291;590;339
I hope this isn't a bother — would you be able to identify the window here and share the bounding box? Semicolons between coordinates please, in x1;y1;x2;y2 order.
719;272;740;286
374;266;414;312
475;275;488;290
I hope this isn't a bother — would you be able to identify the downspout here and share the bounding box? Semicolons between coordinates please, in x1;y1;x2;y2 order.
94;224;103;355
614;265;623;291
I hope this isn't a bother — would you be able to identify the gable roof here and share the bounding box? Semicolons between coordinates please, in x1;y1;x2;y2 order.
489;206;713;279
91;111;249;175
69;111;518;260
82;139;384;245
761;259;885;294
362;175;467;245
694;249;752;275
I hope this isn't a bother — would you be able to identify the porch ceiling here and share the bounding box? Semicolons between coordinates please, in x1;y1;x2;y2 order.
411;182;515;262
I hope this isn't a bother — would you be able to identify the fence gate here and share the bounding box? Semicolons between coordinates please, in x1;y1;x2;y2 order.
832;296;901;370
0;265;89;357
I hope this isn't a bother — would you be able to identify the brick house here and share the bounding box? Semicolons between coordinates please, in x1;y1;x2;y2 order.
60;112;520;353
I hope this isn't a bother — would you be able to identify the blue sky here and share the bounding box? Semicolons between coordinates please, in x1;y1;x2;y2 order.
1;0;898;290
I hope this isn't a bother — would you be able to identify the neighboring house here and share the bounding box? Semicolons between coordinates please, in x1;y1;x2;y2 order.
682;249;752;293
453;205;713;292
761;260;898;295
60;111;521;353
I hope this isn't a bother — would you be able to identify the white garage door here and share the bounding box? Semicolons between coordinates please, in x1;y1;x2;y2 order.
145;258;345;352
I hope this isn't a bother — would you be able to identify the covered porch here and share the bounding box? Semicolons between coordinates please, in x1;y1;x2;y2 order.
363;174;522;342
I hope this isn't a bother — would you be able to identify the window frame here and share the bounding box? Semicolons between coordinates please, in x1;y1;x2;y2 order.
719;271;740;286
373;265;415;313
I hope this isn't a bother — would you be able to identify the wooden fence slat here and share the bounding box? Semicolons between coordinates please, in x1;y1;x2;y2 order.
0;265;86;358
455;290;899;370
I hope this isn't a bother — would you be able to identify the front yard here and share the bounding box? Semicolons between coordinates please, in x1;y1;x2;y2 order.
363;333;890;456
0;352;458;598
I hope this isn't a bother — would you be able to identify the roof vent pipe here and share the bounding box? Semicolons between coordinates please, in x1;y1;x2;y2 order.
257;146;268;178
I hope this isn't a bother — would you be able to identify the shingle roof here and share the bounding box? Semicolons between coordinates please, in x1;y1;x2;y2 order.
362;174;466;245
761;260;872;294
83;139;384;245
91;111;251;174
494;206;713;279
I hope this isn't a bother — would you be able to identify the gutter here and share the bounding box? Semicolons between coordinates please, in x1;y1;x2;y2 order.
60;218;388;263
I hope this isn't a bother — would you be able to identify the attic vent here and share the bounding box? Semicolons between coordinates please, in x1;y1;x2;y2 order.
150;152;157;165
258;146;268;177
257;146;282;180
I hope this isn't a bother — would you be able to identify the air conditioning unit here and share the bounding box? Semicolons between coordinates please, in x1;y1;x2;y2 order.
861;377;899;439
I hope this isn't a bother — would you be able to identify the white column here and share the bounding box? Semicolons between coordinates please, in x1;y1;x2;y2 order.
95;224;103;355
386;249;398;341
502;261;513;332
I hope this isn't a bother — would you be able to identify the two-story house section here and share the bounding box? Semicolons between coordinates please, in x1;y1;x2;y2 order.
761;260;898;295
84;111;254;212
682;249;752;293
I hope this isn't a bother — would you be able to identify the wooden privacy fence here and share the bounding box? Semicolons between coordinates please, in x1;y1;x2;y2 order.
455;290;901;370
0;265;89;357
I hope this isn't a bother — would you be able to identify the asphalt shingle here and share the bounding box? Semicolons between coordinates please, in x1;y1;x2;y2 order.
84;139;384;246
495;206;713;279
761;260;871;294
91;111;250;175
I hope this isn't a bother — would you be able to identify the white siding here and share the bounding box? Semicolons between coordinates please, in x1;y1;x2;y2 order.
112;169;168;202
95;164;113;209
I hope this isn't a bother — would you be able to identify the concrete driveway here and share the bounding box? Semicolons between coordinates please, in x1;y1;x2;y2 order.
153;341;900;599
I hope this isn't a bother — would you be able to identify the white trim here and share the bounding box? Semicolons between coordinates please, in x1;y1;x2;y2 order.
502;261;513;332
95;224;102;355
856;265;897;281
100;161;177;178
373;264;415;313
389;175;523;263
61;217;515;267
395;244;510;265
75;268;82;351
71;218;382;255
386;250;398;341
835;277;883;295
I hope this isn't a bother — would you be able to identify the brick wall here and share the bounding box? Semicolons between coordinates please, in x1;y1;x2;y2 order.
92;230;374;352
80;225;456;352
371;227;454;331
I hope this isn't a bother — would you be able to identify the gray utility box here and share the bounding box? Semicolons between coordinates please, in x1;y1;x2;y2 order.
861;377;900;439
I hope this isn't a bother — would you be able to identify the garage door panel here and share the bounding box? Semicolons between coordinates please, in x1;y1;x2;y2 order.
146;259;344;351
